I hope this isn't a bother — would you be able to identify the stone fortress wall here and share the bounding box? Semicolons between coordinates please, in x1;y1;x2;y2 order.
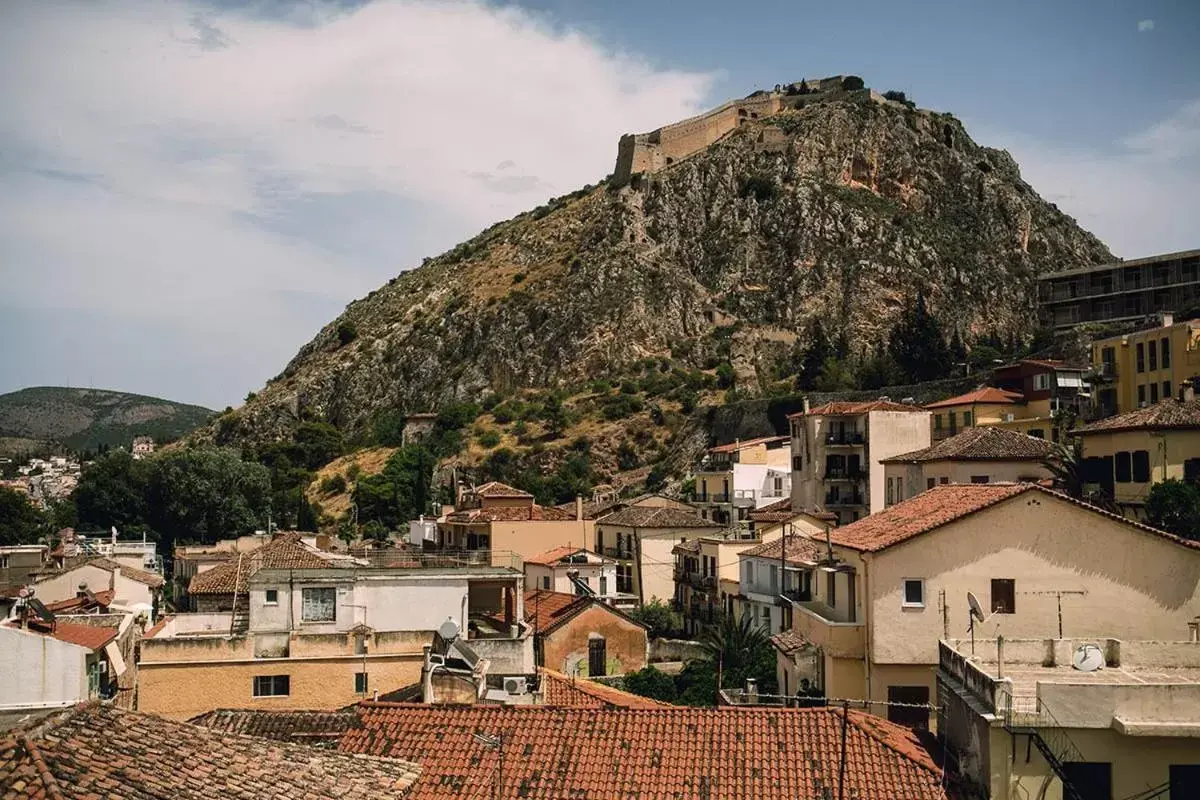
613;76;889;184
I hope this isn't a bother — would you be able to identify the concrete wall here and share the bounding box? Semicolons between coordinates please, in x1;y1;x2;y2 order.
540;604;647;677
33;563;115;604
469;635;533;674
524;562;615;595
868;492;1200;667
0;626;89;708
494;520;595;560
865;410;931;514
649;637;708;664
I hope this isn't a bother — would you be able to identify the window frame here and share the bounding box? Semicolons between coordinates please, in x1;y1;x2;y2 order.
1136;342;1145;373
970;475;990;484
1162;337;1171;368
902;578;925;608
252;675;290;698
990;578;1016;614
300;587;337;623
1114;451;1132;483
1131;450;1151;483
264;589;278;606
355;672;368;694
1149;340;1158;371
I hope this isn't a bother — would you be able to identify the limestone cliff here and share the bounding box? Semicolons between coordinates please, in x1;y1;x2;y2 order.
204;95;1112;448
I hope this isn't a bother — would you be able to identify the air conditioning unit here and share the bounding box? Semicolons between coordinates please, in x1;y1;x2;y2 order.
503;677;528;695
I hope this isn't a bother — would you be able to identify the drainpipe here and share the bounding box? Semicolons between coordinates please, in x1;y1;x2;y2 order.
862;554;873;709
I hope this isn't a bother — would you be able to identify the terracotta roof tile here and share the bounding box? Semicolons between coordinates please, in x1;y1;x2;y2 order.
537;669;672;708
789;400;927;418
80;557;165;588
5;620;119;651
1072;397;1200;435
518;590;645;637
188;533;357;596
923;387;1025;409
188;709;356;747
747;499;838;524
43;589;115;614
598;506;722;529
828;483;1200;553
770;629;812;655
524;546;605;566
707;436;788;454
444;504;574;523
340;703;952;800
473;481;534;499
880;427;1053;463
739;534;825;565
0;704;418;799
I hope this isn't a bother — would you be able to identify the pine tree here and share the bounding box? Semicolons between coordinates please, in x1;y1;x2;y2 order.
891;292;953;383
798;320;832;390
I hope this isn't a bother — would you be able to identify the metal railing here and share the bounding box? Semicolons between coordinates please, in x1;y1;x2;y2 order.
998;690;1087;800
824;432;865;445
823;469;865;481
358;549;525;572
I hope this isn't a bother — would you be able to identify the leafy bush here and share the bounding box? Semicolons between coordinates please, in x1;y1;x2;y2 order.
601;394;644;421
617;441;639;471
477;429;501;449
336;321;358;346
320;474;348;495
511;272;526;284
589;379;611;394
841;75;865;91
714;363;735;390
644;464;668;493
678;392;698;415
1146;479;1200;540
622;666;677;703
626;599;681;638
620;380;638;395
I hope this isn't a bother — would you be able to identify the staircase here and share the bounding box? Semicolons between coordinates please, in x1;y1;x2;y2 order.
229;554;249;636
1002;696;1086;800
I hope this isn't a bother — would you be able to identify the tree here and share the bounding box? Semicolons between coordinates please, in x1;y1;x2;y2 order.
1146;479;1200;540
74;450;152;533
813;357;857;392
699;613;778;694
336;320;357;345
622;666;677;703
891;292;953;383
352;444;436;530
146;448;272;544
798;320;832;390
626;599;681;639
1042;441;1084;499
0;487;44;546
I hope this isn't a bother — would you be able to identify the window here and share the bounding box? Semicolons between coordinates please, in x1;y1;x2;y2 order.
761;605;771;627
1162;337;1171;368
1033;373;1050;391
1163;381;1172;400
1149;340;1158;371
1028;429;1045;439
1136;342;1145;372
939;477;950;485
926;478;936;490
541;575;551;590
991;579;1015;614
588;636;607;676
792;455;802;471
934;414;942;431
1061;763;1112;800
1150;382;1159;403
355;672;368;694
769;564;779;593
962;410;973;427
1185;458;1200;483
1138;384;1147;405
826;572;836;608
970;475;990;484
1132;450;1151;483
0;555;8;569
1115;451;1132;483
253;675;290;697
599;576;607;595
301;587;336;622
886;477;895;505
902;579;924;607
264;589;278;606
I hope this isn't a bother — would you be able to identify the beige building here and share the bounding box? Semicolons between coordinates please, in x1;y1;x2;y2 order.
691;436;791;527
438;482;594;561
29;556;163;616
141;535;528;720
673;526;785;636
773;482;1200;730
523;546;629;605
1090;315;1200;416
1071;391;1200;518
789;400;931;525
939;637;1200;799
882;426;1053;505
594;506;722;606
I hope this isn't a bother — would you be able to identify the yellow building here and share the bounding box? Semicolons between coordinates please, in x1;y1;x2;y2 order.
673;526;784;636
438;482;594;560
1070;390;1200;518
594;506;723;606
939;637;1200;799
1090;316;1200;416
692;436;791;527
771;482;1200;730
925;387;1026;440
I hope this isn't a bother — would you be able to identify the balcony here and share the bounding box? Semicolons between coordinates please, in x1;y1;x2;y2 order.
788;600;864;659
823;469;865;482
824;431;865;446
1087;362;1118;383
601;546;632;560
824;493;864;507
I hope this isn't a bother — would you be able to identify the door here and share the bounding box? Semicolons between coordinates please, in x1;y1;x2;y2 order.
886;686;930;730
1170;764;1200;799
588;637;607;677
1061;762;1112;800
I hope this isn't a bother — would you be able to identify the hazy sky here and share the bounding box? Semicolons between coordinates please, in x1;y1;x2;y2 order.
1;0;1196;409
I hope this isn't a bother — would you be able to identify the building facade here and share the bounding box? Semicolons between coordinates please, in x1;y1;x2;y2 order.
691;436;791;527
524;589;648;678
438;482;594;561
1089;315;1200;416
594;506;723;606
523;546;627;604
1038;248;1200;329
789;400;931;525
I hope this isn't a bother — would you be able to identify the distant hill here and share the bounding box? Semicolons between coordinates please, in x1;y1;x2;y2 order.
0;387;216;455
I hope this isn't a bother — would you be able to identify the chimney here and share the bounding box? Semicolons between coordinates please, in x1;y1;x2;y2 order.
1161;312;1174;328
745;677;759;705
575;495;584;522
802;397;810;414
421;644;434;704
76;581;89;599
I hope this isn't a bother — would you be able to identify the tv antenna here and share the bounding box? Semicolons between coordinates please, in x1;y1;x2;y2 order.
966;591;991;655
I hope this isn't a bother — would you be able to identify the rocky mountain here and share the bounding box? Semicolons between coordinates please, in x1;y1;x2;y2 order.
205;88;1112;452
0;387;215;454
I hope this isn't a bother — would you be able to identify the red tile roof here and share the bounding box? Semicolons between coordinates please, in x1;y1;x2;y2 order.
520;590;646;637
828;483;1200;553
444;504;574;523
473;481;534;499
1071;397;1200;435
770;629;812;655
0;704;419;799
707;435;788;454
43;589;115;614
880;426;1053;463
524;546;604;566
747;498;838;524
340;703;952;800
77;557;165;588
537;669;671;709
188;709;356;747
739;534;826;565
598;506;722;529
923;387;1024;409
188;533;355;595
5;620;118;651
789;400;927;418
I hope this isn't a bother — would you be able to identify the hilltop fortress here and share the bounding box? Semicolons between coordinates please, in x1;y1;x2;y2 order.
614;75;895;184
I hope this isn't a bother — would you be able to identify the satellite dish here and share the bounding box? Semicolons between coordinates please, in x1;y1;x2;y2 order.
967;591;985;623
437;618;460;642
1072;643;1104;672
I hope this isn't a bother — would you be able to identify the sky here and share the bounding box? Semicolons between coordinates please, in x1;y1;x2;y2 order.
0;0;1197;409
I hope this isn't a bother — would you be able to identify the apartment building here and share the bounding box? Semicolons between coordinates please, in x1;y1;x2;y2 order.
737;533;825;636
771;483;1200;730
594;506;722;606
789;400;930;525
882;426;1053;505
939;637;1200;799
140;537;529;720
691;436;791;526
672;526;786;636
0;544;47;593
438;482;594;560
1089;314;1200;416
1071;390;1200;518
523;546;631;605
1038;248;1200;329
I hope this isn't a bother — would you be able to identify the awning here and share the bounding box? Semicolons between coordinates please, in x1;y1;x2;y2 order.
103;642;127;676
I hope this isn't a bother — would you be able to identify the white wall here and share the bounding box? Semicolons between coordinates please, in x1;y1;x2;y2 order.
250;575;472;634
0;627;88;708
525;563;616;596
866;411;931;513
33;564;114;605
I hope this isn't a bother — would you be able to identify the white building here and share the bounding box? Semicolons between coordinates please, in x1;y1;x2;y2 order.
523;546;628;604
693;436;792;527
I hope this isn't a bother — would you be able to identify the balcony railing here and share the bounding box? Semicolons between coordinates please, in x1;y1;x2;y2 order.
825;432;865;446
823;469;865;481
824;494;864;507
601;547;632;560
781;587;813;602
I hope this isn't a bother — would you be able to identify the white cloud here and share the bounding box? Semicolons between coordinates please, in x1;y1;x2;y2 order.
971;99;1200;259
1137;19;1155;32
0;0;712;407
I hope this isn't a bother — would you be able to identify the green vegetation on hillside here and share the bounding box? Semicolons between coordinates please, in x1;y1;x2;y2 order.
0;387;214;454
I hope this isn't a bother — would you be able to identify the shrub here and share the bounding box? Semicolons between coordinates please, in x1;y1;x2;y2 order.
477;429;501;449
678;392;698;415
620;380;638;395
841;75;865;91
336;321;358;346
589;379;611;394
883;89;908;103
320;473;348;495
627;599;681;638
714;363;735;389
645;464;668;493
617;441;639;471
511;272;526;284
346;463;362;481
602;394;644;421
623;666;677;703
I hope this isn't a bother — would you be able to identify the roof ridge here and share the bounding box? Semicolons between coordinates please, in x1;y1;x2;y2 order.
17;733;66;800
840;708;944;780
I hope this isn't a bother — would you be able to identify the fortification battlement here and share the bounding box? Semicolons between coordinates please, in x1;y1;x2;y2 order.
613;75;885;184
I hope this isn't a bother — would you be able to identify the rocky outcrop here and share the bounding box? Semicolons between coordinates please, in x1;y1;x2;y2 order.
200;95;1112;447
